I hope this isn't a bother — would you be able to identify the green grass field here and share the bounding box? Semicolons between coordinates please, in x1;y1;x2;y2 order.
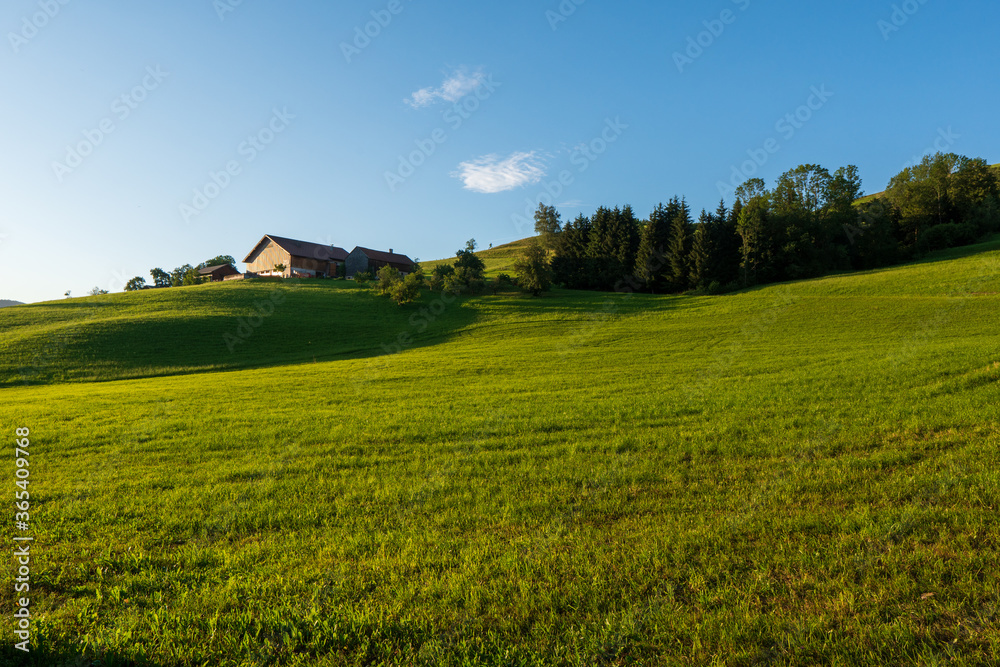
1;237;1000;665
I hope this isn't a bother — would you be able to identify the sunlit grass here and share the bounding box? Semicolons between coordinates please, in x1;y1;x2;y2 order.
1;239;999;665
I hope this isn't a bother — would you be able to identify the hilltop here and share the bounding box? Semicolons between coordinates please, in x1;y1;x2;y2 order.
0;299;23;308
420;237;534;277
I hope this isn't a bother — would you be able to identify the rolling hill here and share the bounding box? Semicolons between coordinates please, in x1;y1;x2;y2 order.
1;237;999;665
0;299;23;309
420;237;535;278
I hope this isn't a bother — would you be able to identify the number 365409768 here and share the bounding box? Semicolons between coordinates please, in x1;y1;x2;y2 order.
15;428;30;490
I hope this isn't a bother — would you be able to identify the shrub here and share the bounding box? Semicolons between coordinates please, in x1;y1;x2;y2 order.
429;264;455;292
375;266;402;296
390;271;424;305
918;223;980;254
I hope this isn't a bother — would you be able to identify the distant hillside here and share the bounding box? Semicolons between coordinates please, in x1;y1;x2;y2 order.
422;237;535;277
0;300;24;309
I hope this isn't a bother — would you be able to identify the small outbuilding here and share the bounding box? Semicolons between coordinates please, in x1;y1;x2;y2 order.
199;264;241;282
345;247;415;277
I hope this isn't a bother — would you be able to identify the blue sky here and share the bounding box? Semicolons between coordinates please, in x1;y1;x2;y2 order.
1;0;997;303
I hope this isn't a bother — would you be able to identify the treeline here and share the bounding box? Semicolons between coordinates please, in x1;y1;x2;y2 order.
534;153;1000;293
124;255;237;291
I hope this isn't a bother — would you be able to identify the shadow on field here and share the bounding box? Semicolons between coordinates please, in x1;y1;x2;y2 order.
723;232;1000;296
0;281;481;387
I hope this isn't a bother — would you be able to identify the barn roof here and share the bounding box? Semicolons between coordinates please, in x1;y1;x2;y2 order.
198;264;237;275
353;246;414;266
243;235;349;263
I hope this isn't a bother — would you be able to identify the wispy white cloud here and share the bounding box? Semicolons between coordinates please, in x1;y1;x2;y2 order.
406;68;486;108
452;151;547;194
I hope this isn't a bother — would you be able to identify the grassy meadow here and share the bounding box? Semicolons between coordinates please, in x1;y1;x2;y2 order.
1;237;1000;665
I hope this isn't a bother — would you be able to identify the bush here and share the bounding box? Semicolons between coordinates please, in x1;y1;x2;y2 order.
442;273;468;295
918;223;980;253
373;266;424;305
390;271;424;305
429;264;455;292
375;266;402;296
354;271;373;285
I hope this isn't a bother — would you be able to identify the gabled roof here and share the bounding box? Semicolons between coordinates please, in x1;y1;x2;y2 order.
198;264;238;275
352;246;414;266
243;235;349;263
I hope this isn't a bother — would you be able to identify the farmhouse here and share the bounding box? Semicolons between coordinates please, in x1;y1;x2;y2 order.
243;235;349;279
345;247;415;277
198;264;241;282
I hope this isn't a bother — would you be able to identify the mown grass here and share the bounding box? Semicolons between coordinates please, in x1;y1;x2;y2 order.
1;239;999;665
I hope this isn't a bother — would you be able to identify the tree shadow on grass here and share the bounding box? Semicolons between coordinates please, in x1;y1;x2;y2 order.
714;232;1000;297
0;281;481;388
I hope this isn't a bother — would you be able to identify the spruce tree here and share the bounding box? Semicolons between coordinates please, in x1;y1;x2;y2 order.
689;210;713;289
586;207;616;290
552;214;590;288
635;203;673;292
711;199;742;286
666;198;693;291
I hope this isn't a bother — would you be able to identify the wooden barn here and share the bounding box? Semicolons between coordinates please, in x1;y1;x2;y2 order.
345;247;415;277
198;264;241;282
243;235;349;279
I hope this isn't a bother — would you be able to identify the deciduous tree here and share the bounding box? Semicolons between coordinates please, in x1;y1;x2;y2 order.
513;240;553;296
125;277;146;292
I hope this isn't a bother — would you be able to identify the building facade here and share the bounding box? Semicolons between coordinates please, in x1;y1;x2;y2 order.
243;235;349;278
345;247;415;277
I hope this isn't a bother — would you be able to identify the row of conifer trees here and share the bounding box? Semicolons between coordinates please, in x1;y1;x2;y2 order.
533;154;1000;293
